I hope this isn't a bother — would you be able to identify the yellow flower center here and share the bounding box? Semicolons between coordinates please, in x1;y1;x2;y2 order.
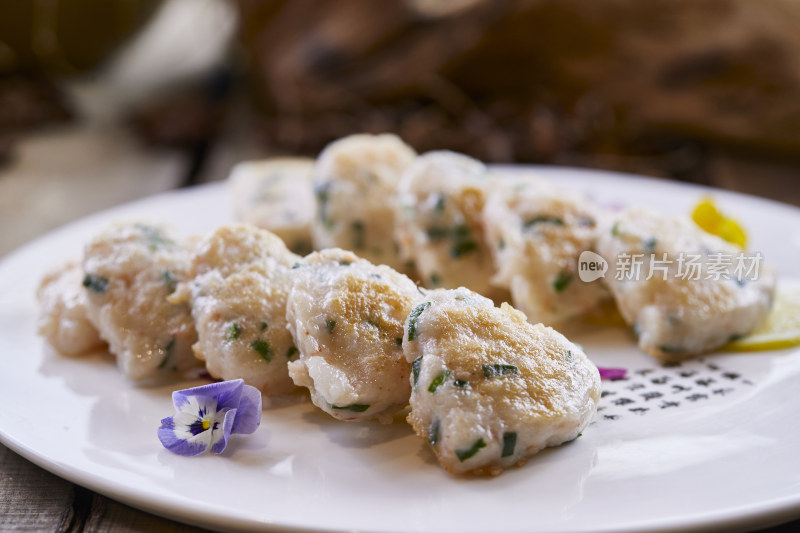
201;419;210;431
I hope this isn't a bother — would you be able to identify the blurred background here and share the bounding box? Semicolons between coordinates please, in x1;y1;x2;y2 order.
2;0;800;255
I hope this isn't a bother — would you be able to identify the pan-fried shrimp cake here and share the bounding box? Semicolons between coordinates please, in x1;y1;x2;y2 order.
596;207;775;361
483;174;608;325
286;248;420;422
171;224;302;395
402;288;600;476
228;158;316;254
311;134;416;272
81;222;200;382
37;261;104;356
395;151;506;302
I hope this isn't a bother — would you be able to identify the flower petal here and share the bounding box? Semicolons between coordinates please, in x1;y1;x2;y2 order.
210;407;236;454
231;384;262;435
598;366;627;380
172;379;244;411
158;416;209;456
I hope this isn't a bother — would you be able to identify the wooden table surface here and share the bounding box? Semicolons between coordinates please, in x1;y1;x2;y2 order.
1;124;800;532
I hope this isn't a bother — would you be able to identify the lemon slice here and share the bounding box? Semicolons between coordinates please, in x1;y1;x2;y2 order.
725;283;800;351
691;196;748;248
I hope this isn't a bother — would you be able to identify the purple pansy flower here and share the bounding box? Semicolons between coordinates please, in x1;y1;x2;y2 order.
598;366;627;380
158;379;261;456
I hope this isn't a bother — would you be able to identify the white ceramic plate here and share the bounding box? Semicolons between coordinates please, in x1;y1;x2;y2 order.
1;167;799;533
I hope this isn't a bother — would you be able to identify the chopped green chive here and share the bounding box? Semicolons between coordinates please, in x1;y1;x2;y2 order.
429;272;441;286
227;322;242;341
643;237;657;253
286;346;298;358
453;379;468;387
451;225;478;258
136;224;176;248
412;356;422;388
553;271;572;292
331;403;369;412
456;438;487;462
251;339;272;361
450;240;478;258
658;345;685;354
434;194;446;213
524;216;564;228
611;222;621;236
292;262;303;269
428;370;451;393
260;321;268;331
482;364;518;378
326;319;337;334
157;338;176;369
408;302;431;341
315;184;333;229
352;221;365;249
501;432;517;458
728;333;744;343
82;274;109;294
339;260;352;266
429;420;441;445
426;226;450;240
163;270;177;293
395;337;403;346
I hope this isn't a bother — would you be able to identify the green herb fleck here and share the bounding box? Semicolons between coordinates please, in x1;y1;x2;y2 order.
643;237;657;254
136;224;175;249
498;238;505;250
658;345;686;354
227;322;242;341
292;262;303;269
611;222;621;236
326;319;337;334
524;216;564;228
339;260;352;266
395;337;403;346
450;225;478;258
456;438;487;462
426;226;450;240
728;333;744;343
429;272;441;286
482;364;518;378
286;346;298;358
429;420;441;446
450;239;478;258
331;403;370;412
553;271;573;292
251;339;272;361
501;432;517;457
157;338;176;369
454;379;468;387
82;274;109;294
260;321;268;331
352;221;365;249
433;194;446;213
412;356;422;388
163;270;177;293
315;184;333;229
407;302;431;341
428;370;451;393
